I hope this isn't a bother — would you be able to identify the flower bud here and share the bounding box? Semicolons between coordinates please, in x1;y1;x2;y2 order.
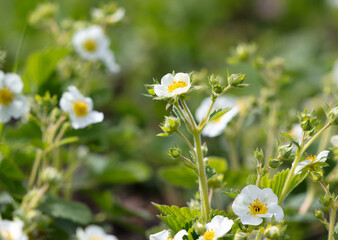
254;148;264;162
228;73;247;88
234;231;248;240
158;116;180;136
329;106;338;125
315;209;324;219
278;144;293;160
269;158;281;169
193;221;206;235
320;193;331;207
264;224;281;239
168;145;182;159
29;3;59;26
41;167;62;185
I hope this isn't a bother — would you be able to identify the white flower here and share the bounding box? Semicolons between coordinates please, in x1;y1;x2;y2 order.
196;97;239;137
72;25;120;73
107;8;125;24
60;86;104;129
76;225;118;240
294;150;330;174
330;135;338;147
154;73;191;98
0;218;28;240
198;215;234;240
0;71;29;123
290;124;302;143
232;185;284;226
149;229;188;240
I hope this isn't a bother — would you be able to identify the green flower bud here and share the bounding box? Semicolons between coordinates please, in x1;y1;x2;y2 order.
278;143;293;160
254;148;264;162
168;145;182;159
228;73;247;88
329;106;338;125
193;221;206;235
158;116;180;136
264;224;281;239
320;193;331;207
29;3;59;26
315;209;324;219
41;167;62;185
234;231;248;240
269;158;281;169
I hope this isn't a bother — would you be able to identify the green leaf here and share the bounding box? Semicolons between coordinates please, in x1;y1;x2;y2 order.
223;188;241;198
208;108;231;123
158;165;198;188
153;203;200;233
39;196;92;225
260;169;307;198
280;132;300;147
22;48;70;91
0;158;24;180
208;157;228;174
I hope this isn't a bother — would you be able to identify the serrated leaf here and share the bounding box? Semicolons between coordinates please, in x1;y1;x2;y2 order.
280;132;300;147
223;188;241;198
260;169;307;198
39;196;92;224
153;203;200;232
208;108;230;123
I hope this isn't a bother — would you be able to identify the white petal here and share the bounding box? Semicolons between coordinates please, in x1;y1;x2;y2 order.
8;95;30;119
150;230;170;240
201;121;225;137
174;230;188;240
172;85;190;95
0;70;5;88
76;227;86;240
60;92;75;112
0;106;12;123
154;85;171;97
85;225;106;237
68;86;84;99
240;214;263;225
206;215;234;238
101;50;120;73
70;111;103;129
161;73;174;86
174;72;190;84
4;73;23;93
330;135;338;147
196;98;212;122
294;160;310;174
267;204;284;222
316;150;329;163
258;188;278;205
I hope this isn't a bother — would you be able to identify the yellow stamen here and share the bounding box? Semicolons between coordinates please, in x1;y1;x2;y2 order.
90;238;102;240
2;230;14;240
83;39;97;52
73;100;89;117
304;155;317;164
167;238;173;240
248;198;268;215
167;81;188;93
0;88;14;106
202;229;215;240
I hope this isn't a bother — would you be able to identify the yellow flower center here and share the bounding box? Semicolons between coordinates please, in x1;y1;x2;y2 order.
90;238;102;240
202;229;215;240
304;155;317;164
248;198;268;215
167;238;173;240
83;39;97;52
167;81;188;93
2;230;14;240
0;88;14;105
73;100;89;117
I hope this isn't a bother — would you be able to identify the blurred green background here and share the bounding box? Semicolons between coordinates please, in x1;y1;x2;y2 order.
0;0;338;239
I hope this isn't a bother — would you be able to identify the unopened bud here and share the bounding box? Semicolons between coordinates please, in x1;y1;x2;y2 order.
228;73;247;88
158;116;180;136
315;209;324;219
264;224;281;239
41;167;62;185
168;146;182;159
193;221;206;235
234;231;248;240
329;106;338;125
269;158;281;169
254;148;264;162
278;144;293;160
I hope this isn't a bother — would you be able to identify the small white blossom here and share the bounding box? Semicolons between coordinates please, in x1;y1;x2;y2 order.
107;8;125;24
0;218;28;240
232;185;284;226
330;135;338;147
60;86;103;129
72;25;120;73
294;150;330;174
0;71;29;123
150;229;188;240
154;73;191;98
196;97;239;137
76;225;118;240
290;124;302;143
198;215;234;240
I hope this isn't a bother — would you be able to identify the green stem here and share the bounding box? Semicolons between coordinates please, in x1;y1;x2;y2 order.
175;104;194;132
265;102;278;165
177;130;195;154
181;100;196;131
278;122;331;204
13;24;28;73
328;206;336;240
198;97;216;130
194;131;210;224
28;149;42;188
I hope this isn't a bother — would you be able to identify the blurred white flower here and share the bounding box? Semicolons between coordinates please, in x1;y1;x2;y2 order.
294;150;329;174
290;124;302;143
330;135;338;147
107;8;125;24
0;218;28;240
327;0;338;8
60;86;104;129
198;215;234;240
154;73;191;98
196;97;239;137
232;185;284;226
150;229;188;240
0;71;29;123
72;25;120;73
76;225;118;240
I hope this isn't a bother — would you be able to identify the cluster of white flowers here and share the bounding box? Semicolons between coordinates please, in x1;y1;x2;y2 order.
60;86;104;129
150;215;234;240
0;71;29;123
73;25;120;73
0;218;28;240
76;225;118;240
